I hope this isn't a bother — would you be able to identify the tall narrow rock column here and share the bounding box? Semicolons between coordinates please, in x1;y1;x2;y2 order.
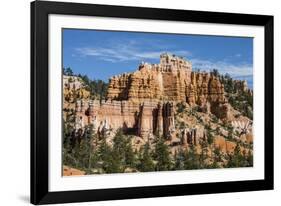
138;102;154;141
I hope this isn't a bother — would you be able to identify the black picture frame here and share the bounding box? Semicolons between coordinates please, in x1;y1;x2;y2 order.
31;0;274;204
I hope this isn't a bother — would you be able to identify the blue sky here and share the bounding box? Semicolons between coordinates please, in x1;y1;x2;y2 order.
63;29;253;88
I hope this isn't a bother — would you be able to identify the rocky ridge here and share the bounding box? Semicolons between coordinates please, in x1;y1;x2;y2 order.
63;53;253;174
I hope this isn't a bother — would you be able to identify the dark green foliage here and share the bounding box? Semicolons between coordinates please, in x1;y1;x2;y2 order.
211;69;219;77
176;102;186;113
213;147;223;162
225;143;253;168
62;127;76;166
63;67;74;76
208;161;220;169
178;121;186;130
82;125;99;173
114;130;136;171
199;140;208;167
228;92;253;119
98;138;113;173
207;134;214;145
78;74;108;101
184;145;201;170
225;124;235;141
205;124;214;145
63;67;108;101
173;149;185;170
138;143;155;172
212;115;219;123
111;130;127;172
99;129;137;173
63;125;253;173
125;141;137;168
154;137;172;171
204;146;221;169
63;124;99;174
246;150;253;167
219;73;253;119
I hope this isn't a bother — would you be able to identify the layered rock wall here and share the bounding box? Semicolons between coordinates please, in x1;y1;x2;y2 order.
71;53;231;140
107;54;226;109
107;53;192;102
75;99;175;139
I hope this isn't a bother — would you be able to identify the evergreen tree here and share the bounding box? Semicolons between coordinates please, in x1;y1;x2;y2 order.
99;129;138;173
208;160;220;169
199;140;209;167
124;140;137;168
73;124;96;173
213;146;222;163
184;145;200;170
154;137;172;171
173;149;185;170
64;67;74;76
78;74;108;100
246;150;253;167
206;125;214;145
139;143;155;172
111;129;127;172
211;69;219;77
98;137;114;173
226;143;246;168
62;122;77;167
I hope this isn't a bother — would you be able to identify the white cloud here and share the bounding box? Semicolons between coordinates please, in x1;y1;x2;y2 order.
190;58;252;77
76;46;191;63
75;39;192;63
74;38;252;78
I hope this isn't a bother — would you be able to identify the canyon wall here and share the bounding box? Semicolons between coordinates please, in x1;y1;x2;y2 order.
107;54;226;107
70;53;232;140
74;99;175;140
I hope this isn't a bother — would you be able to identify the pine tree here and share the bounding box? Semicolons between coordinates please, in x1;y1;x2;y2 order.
226;143;245;168
111;129;127;172
174;149;185;170
139;143;155;172
213;146;222;163
246;150;253;167
199;140;209;168
211;69;219;77
62;123;77;167
184;145;200;170
207;129;214;145
64;67;74;76
98;130;139;173
98;137;113;173
154;137;172;171
73;124;96;173
125;140;137;168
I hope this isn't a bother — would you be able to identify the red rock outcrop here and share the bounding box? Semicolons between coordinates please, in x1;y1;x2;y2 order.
107;53;192;102
74;99;175;140
107;53;228;117
71;53;231;140
107;54;226;107
63;165;85;176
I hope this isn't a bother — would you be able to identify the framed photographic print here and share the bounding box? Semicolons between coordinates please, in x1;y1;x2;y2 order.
31;0;274;204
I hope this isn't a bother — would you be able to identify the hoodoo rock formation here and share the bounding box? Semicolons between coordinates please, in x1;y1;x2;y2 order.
107;53;192;102
107;53;229;117
63;52;254;174
69;53;235;141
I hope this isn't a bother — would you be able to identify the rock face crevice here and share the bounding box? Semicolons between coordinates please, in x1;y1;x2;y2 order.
71;53;232;140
